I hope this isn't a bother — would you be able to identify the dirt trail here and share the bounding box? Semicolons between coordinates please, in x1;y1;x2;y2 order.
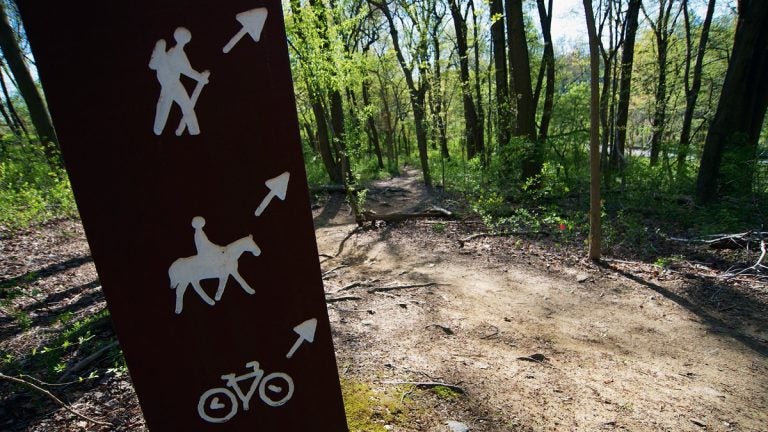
314;169;768;431
1;167;766;431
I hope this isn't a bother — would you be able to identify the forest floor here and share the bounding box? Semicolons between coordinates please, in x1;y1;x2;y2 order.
1;167;768;431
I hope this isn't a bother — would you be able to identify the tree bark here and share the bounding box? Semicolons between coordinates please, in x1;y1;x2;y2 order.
449;0;483;160
371;0;431;187
470;0;486;161
677;0;716;177
612;0;642;171
430;8;449;160
645;0;679;167
535;0;555;143
0;2;58;164
490;0;512;148
361;79;384;169
696;0;768;202
584;0;602;261
505;0;540;182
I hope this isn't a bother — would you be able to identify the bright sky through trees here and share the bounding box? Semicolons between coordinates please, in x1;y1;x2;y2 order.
549;0;735;49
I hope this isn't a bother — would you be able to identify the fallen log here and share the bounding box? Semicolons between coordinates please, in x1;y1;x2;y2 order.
380;380;465;394
360;206;453;224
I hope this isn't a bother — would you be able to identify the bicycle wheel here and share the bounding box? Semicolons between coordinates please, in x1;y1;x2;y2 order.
258;372;294;407
198;387;237;423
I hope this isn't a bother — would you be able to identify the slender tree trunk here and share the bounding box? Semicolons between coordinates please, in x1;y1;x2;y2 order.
599;53;613;169
430;13;449;160
613;0;642;171
311;98;343;184
490;0;512;148
505;0;540;181
449;0;482;160
0;60;23;136
377;70;398;173
330;89;352;183
371;0;431;188
584;0;602;261
0;2;58;164
535;0;555;143
696;0;768;202
362;81;384;169
677;0;716;177
646;0;679;167
290;0;343;184
470;0;485;161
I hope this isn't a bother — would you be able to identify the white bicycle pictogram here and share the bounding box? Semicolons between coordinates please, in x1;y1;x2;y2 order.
197;361;294;423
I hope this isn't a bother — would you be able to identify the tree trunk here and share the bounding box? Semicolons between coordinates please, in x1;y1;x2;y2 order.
677;0;716;177
371;0;431;188
0;59;25;137
330;89;352;183
470;0;486;161
696;0;768;202
646;0;679;167
362;80;384;169
613;0;642;171
449;0;483;160
430;11;449;160
311;97;343;184
505;0;540;181
0;2;58;164
584;0;602;261
490;0;512;148
535;0;555;143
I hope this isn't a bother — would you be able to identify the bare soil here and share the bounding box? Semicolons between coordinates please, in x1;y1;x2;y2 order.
2;167;767;431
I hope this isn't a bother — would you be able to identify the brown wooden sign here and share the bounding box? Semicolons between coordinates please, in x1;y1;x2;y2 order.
17;1;348;430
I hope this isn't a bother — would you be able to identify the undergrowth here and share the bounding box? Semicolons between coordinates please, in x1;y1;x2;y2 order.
438;145;767;261
0;137;77;231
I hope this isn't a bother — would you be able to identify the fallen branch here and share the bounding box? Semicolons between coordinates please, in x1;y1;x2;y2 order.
334;227;362;257
322;265;348;278
360;206;453;224
458;231;549;247
325;295;362;303
380;380;465;394
669;231;768;250
0;372;111;427
58;341;119;383
368;282;437;293
720;239;767;280
425;324;454;335
337;282;362;292
310;184;354;194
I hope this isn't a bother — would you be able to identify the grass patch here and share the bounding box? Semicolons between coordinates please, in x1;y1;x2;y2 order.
341;379;409;432
430;384;462;400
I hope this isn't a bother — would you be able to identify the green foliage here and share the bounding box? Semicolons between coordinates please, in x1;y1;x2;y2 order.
430;385;461;400
302;146;330;186
0;137;77;230
0;271;42;330
29;309;112;379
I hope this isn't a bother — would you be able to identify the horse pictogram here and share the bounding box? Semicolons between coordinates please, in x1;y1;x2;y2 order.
168;217;260;314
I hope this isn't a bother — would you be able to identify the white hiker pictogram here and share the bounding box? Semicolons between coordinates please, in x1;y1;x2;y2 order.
223;8;269;53
168;217;260;314
150;27;210;136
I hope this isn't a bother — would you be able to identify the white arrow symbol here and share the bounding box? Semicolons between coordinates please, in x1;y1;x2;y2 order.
223;8;268;54
286;318;317;359
255;171;290;216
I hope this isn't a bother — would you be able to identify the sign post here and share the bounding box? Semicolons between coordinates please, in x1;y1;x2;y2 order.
17;1;349;430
